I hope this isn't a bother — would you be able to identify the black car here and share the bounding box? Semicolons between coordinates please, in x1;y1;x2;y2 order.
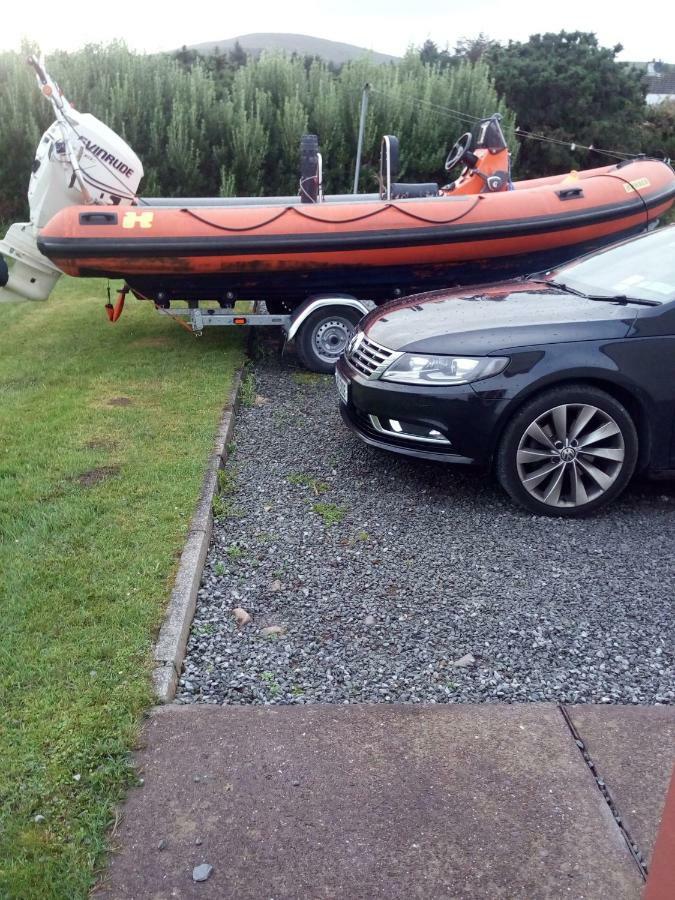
336;225;675;516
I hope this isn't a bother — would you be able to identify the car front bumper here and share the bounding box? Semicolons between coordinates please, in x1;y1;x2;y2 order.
335;356;509;466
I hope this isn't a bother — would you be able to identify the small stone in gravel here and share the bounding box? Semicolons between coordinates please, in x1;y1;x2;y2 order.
192;864;213;883
195;837;203;846
270;579;282;591
33;815;46;824
157;839;168;851
232;607;252;627
292;779;301;787
261;625;285;637
364;614;376;626
452;654;476;668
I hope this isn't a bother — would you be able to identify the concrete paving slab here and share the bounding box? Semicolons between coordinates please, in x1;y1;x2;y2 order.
568;705;675;863
101;704;641;899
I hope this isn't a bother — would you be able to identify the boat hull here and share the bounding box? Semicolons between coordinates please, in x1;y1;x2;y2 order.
37;160;675;304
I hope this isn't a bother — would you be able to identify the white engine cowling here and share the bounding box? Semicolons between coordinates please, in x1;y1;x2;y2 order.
1;61;143;303
29;112;143;229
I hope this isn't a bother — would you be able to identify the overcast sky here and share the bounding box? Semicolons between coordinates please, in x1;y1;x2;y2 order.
3;0;674;62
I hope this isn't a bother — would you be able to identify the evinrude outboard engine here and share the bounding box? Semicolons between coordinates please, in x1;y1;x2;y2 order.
0;57;143;302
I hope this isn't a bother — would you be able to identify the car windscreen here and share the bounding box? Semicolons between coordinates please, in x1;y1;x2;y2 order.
556;226;675;304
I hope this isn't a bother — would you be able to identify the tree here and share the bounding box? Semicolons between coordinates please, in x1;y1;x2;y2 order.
418;40;453;69
486;31;647;177
453;34;497;64
228;41;247;69
641;100;675;164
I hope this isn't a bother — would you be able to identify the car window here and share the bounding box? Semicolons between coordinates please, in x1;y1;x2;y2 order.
557;227;675;303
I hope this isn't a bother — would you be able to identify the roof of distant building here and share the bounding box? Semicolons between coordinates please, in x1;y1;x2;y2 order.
646;74;675;95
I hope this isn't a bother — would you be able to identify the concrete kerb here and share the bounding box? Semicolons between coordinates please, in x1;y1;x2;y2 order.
152;366;244;702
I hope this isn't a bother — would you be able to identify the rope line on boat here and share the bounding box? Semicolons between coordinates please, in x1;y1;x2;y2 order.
294;196;483;226
583;171;650;227
180;206;290;232
180;196;483;233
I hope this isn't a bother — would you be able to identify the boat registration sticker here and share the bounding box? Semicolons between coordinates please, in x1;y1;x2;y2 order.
335;369;349;405
623;177;650;193
122;211;154;229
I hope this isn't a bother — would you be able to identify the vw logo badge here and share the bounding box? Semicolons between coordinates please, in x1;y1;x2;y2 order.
347;331;363;356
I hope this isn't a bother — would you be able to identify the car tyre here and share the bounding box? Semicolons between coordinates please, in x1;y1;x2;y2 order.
496;384;638;517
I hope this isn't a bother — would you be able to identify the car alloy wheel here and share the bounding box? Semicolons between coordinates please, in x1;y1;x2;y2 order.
496;385;638;517
516;403;625;508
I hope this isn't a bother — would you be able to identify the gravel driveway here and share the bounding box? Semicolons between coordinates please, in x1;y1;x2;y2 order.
177;344;674;706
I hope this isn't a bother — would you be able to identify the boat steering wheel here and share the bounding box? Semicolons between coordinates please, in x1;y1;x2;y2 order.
445;132;473;171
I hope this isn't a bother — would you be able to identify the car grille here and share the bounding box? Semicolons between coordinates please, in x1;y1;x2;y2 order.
346;333;396;379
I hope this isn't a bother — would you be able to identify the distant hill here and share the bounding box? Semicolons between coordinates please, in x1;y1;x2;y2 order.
186;32;399;66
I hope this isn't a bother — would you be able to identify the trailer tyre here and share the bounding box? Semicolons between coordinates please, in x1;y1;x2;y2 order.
295;307;363;374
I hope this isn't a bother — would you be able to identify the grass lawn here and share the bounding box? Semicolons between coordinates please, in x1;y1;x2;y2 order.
0;278;244;898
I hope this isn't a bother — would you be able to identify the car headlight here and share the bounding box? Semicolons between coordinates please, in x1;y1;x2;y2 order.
381;353;509;385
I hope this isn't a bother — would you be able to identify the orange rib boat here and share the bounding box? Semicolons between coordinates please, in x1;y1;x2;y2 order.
37;128;675;307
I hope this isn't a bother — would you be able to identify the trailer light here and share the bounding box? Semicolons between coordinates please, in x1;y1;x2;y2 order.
41;85;53;97
233;316;247;325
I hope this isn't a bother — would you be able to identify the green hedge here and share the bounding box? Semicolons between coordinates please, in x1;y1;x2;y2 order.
0;44;514;220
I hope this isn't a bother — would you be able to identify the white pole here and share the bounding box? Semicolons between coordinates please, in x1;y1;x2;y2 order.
352;83;370;194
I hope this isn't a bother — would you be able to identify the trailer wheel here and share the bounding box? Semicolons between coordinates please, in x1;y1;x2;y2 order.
295;307;363;373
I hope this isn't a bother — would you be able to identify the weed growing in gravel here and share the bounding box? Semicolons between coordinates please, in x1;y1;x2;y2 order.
239;366;256;407
212;496;242;519
288;473;329;495
313;502;346;526
292;371;327;386
357;530;369;541
214;561;226;576
217;468;237;495
261;671;281;696
227;545;245;561
213;468;240;519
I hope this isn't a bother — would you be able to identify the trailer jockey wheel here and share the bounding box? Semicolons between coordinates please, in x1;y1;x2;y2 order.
445;132;473;171
295;307;363;374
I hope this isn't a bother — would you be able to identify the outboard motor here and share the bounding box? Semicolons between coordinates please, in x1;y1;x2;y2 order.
0;57;143;303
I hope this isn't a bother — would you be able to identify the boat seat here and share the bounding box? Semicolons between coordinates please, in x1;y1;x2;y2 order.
379;135;438;200
390;182;439;199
